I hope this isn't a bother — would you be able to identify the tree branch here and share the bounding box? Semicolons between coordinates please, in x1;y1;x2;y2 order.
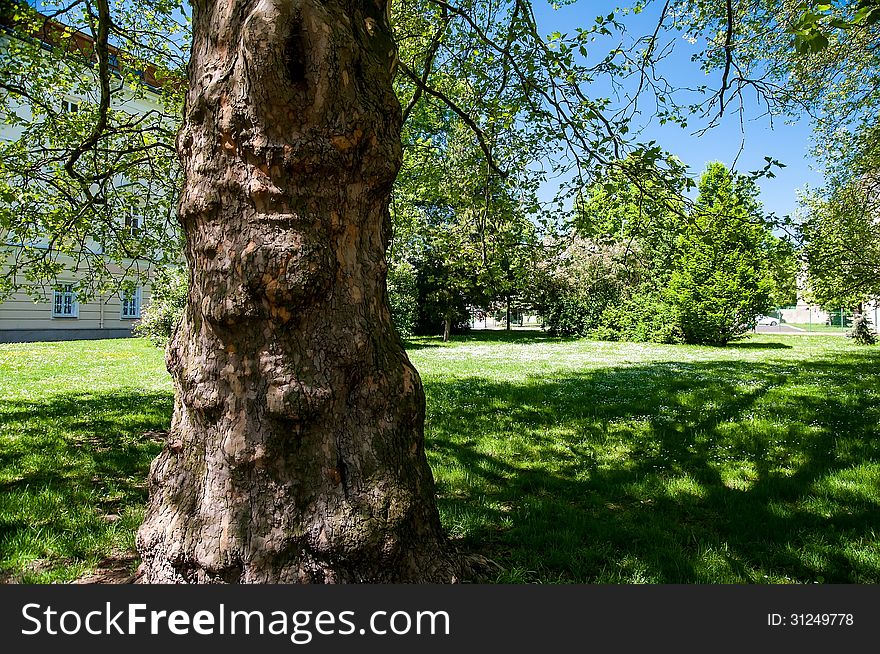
398;59;508;177
63;0;112;191
401;8;450;125
719;0;735;116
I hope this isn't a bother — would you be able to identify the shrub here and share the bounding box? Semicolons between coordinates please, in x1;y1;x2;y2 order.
135;266;187;346
847;311;877;345
597;288;684;344
387;259;418;338
666;267;773;345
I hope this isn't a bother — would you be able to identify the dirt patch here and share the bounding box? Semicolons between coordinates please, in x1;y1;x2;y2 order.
0;558;54;584
144;430;169;443
72;552;140;585
1;553;141;585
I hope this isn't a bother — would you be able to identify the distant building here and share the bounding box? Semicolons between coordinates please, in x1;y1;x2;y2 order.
778;270;879;329
777;301;829;326
778;301;880;328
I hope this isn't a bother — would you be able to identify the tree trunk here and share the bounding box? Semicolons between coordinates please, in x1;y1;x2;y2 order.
136;0;463;583
506;295;511;331
442;313;452;343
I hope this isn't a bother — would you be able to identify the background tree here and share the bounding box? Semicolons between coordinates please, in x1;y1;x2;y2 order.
666;163;777;345
481;207;541;331
575;154;688;285
392;109;487;340
411;207;485;341
386;259;419;337
765;235;799;309
848;310;878;345
800;182;880;311
797;105;880;323
391;71;544;339
538;157;689;342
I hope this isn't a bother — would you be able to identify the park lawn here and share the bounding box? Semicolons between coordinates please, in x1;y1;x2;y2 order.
1;333;879;583
0;339;170;582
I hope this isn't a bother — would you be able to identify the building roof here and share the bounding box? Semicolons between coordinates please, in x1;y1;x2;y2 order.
0;4;178;93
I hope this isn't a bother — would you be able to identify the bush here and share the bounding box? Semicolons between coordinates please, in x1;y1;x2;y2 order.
135;266;187;346
596;289;684;344
847;312;877;345
387;259;418;338
537;240;634;337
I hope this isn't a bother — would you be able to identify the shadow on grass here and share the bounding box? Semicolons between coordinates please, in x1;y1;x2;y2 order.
0;391;171;581
725;341;793;350
425;352;880;583
409;329;579;346
4;342;879;584
401;340;443;351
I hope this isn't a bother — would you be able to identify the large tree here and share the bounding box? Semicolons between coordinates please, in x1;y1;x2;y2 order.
132;0;472;582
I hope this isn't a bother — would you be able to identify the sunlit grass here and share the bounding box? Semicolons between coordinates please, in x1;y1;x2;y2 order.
1;332;878;583
0;339;170;582
408;331;880;584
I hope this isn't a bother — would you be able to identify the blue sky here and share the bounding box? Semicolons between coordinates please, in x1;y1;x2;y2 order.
532;1;825;219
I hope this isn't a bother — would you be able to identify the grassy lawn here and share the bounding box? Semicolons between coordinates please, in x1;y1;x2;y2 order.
1;333;878;583
0;340;170;582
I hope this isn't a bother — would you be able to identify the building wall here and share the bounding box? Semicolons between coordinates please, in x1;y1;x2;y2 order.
779;300;880;326
779;302;829;325
0;264;151;342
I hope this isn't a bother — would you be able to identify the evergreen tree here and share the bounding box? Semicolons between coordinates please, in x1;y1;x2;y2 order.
666;163;777;345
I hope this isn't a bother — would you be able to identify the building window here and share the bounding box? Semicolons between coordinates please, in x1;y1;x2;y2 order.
53;284;78;318
125;213;142;236
62;99;79;113
121;287;141;319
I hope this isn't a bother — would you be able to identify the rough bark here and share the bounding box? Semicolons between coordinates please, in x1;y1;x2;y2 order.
136;0;464;583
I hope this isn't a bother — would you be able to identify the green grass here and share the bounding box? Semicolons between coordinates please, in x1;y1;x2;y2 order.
410;331;880;583
0;340;170;582
1;333;879;583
